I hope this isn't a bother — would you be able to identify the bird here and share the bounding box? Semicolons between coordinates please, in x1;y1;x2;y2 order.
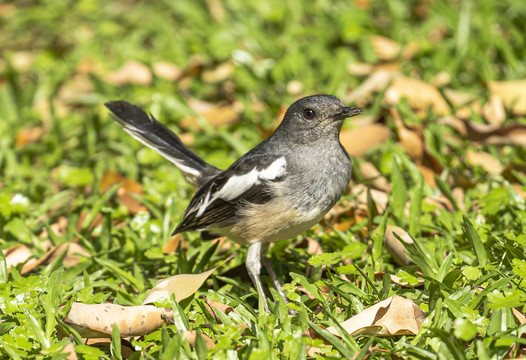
105;95;362;312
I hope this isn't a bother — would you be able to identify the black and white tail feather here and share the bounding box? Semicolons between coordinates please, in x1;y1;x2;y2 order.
105;101;220;188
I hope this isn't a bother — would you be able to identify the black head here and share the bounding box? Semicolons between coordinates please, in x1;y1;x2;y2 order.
274;95;362;144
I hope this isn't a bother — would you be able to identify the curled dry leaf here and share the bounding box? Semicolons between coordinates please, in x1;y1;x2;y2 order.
142;255;233;305
104;60;152;86
385;76;450;116
325;295;425;336
466;150;503;174
63;303;174;338
439;116;526;147
351;184;389;214
204;300;234;317
183;330;216;349
391;108;424;162
385;225;413;266
488;79;526;115
20;242;92;274
306;237;323;256
340;124;391;157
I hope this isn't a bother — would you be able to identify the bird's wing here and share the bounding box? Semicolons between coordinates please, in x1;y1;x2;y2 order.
173;153;287;233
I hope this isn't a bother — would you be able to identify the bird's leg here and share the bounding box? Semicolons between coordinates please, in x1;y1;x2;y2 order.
246;242;269;312
261;243;296;315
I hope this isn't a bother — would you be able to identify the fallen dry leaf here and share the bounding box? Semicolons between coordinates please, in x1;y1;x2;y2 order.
340;124;391;157
385;76;450;116
439;116;526;147
202;62;234;83
181;98;243;130
152;61;182;81
16;126;44;147
100;170;146;214
512;308;526;325
306;237;323;256
371;36;400;61
466;150;504;174
84;338;135;359
359;162;391;192
20;242;92;274
3;244;35;272
385;225;413;266
104;60;152;86
203;299;234;316
488;79;526;115
63;303;173;337
142;255;234;304
183;330;216;349
162;234;187;254
62;341;78;360
345;70;396;106
56;74;94;105
482;94;506;126
325;295;425;336
392;108;424;162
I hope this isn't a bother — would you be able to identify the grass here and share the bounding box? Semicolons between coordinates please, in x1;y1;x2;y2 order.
1;0;526;359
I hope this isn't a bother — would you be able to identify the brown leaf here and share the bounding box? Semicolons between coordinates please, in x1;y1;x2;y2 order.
512;308;526;325
152;61;182;81
16;126;44;147
439;116;526;146
306;237;323;255
385;76;450;116
204;300;234;315
345;70;397;106
104;60;152;86
488;79;526;115
371;36;400;61
466;150;504;174
482;94;506;126
384;225;413;266
181;99;242;130
142;255;234;304
84;338;135;359
3;244;35;272
202;62;234;83
325;295;425;336
162;234;187;254
100;170;146;214
62;341;78;360
56;74;95;105
21;242;92;274
340;124;391;157
63;303;173;337
183;330;216;349
39;216;69;238
391;108;424;162
359;162;391;192
347;62;375;77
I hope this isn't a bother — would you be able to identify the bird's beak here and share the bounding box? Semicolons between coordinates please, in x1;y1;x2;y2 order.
338;107;362;118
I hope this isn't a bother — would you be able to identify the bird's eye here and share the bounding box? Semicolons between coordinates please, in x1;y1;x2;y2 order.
303;108;315;119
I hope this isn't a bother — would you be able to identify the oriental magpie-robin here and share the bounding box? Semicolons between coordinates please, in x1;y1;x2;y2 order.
105;95;362;312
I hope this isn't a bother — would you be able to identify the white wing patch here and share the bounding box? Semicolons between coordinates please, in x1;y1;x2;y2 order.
192;157;287;218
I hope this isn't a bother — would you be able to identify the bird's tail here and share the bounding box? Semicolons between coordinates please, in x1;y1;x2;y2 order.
105;101;221;188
